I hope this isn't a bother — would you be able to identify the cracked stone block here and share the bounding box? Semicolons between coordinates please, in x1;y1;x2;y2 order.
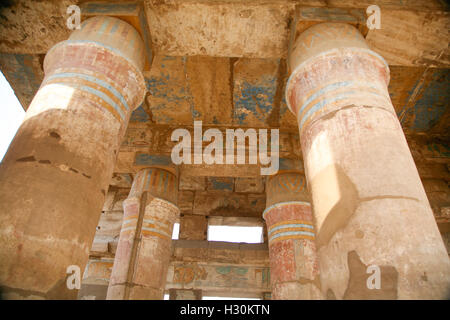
179;215;207;240
180;174;206;191
235;177;265;193
178;190;194;214
207;177;234;191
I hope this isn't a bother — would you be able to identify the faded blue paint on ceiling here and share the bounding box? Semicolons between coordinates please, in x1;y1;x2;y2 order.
0;53;41;109
135;154;173;166
145;75;179;124
130;104;150;122
233;78;277;125
145;58;188;106
426;142;450;158
0;53;40;90
208;177;234;191
412;69;449;131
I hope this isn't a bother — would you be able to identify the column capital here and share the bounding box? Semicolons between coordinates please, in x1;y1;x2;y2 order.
43;16;146;121
265;171;310;210
128;166;179;208
285;23;392;134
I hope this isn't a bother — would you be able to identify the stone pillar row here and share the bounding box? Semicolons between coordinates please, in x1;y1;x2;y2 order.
0;15;448;300
107;167;179;300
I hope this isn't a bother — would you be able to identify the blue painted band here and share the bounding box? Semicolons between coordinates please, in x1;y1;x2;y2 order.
141;226;171;238
120;226;137;233
269;230;315;241
268;223;315;236
46;72;130;111
47;82;125;121
298;81;353;117
299;89;388;130
285;47;390;114
143;218;168;228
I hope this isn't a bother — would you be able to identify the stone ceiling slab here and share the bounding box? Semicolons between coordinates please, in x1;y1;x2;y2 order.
145;55;193;125
233;58;280;126
0;0;74;54
0;52;43;111
145;1;293;58
366;10;450;68
390;67;450;134
185;56;233;125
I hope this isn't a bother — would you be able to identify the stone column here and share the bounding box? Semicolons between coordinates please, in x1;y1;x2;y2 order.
263;170;321;300
286;22;450;299
0;16;146;299
107;166;179;300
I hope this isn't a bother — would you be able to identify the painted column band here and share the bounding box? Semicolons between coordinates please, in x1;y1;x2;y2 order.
267;219;315;243
43;51;145;123
286;23;391;134
140;167;179;205
44;71;131;121
286;48;392;133
266;171;310;207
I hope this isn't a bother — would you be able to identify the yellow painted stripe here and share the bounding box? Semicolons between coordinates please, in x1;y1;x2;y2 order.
269;234;315;243
123;215;139;221
268;219;314;231
141;229;171;240
45;77;126;115
269;227;315;237
300;93;390;131
142;223;171;235
44;79;123;122
298;84;386;122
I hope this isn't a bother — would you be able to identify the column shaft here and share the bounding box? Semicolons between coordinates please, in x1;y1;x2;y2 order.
0;16;146;299
264;171;321;299
286;23;450;299
107;167;179;300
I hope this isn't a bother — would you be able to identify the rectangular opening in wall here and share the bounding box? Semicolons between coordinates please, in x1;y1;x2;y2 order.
207;225;263;244
172;222;180;240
